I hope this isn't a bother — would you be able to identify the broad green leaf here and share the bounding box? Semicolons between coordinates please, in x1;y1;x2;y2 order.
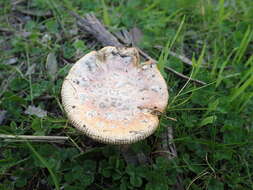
130;175;142;187
208;178;224;190
200;116;216;127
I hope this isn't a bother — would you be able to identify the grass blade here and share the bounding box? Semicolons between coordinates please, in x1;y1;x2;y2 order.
157;16;185;76
192;44;206;78
239;92;253;112
101;0;111;26
26;142;60;190
215;51;234;88
230;74;253;102
232;27;252;65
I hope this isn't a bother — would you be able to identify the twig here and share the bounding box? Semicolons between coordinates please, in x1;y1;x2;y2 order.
168;51;194;66
70;12;206;86
69;11;122;47
138;48;206;85
154;45;208;67
136;47;156;62
164;67;207;86
137;48;206;86
0;134;69;143
0;27;14;34
167;50;209;68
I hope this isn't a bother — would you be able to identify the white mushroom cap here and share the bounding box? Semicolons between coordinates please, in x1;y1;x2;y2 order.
61;46;168;144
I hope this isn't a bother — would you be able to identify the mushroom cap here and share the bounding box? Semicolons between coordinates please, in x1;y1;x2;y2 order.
61;46;168;144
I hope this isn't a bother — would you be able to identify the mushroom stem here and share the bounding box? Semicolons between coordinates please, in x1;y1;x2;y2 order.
120;144;139;165
120;144;150;165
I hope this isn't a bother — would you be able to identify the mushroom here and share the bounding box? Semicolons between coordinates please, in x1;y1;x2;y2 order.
61;46;168;144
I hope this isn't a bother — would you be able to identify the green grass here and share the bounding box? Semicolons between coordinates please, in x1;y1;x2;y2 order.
0;0;253;189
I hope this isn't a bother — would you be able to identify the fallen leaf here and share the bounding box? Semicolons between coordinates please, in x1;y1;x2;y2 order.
25;64;36;76
19;31;31;38
24;106;47;118
0;110;7;125
46;53;58;81
129;27;143;45
4;57;18;65
42;33;52;43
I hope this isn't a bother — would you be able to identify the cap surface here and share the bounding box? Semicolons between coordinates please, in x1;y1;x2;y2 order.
61;46;168;144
